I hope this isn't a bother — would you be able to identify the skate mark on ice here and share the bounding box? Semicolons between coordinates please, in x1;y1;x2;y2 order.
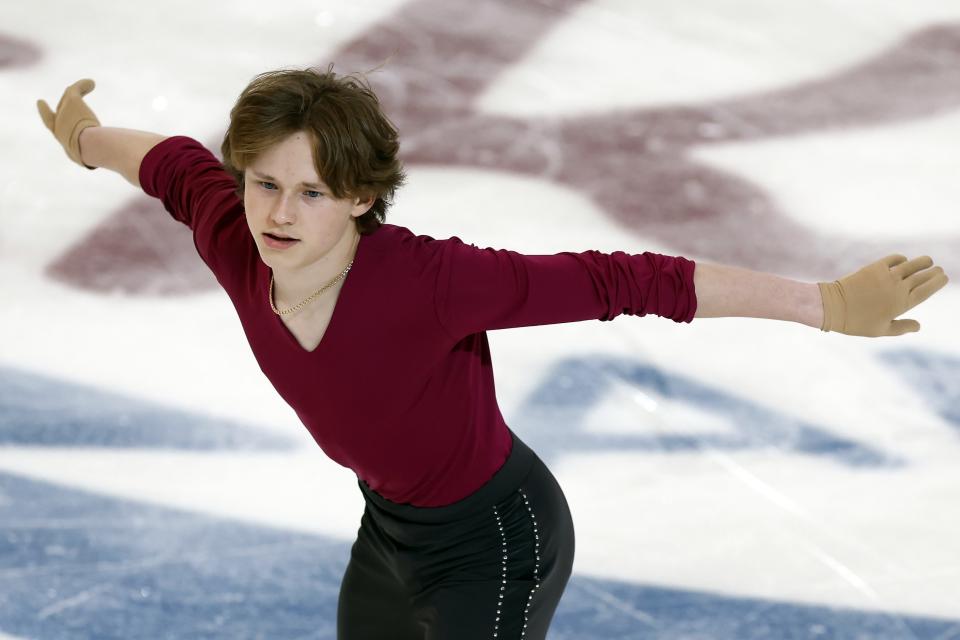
2;472;958;639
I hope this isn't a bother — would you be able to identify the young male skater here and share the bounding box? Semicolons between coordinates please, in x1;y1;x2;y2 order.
38;71;949;639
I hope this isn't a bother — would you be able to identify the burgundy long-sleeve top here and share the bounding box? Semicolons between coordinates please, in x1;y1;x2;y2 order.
139;135;698;507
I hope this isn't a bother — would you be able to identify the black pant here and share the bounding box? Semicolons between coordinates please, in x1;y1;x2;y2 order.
337;429;575;639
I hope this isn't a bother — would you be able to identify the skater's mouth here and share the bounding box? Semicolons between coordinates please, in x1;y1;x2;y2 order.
263;233;301;250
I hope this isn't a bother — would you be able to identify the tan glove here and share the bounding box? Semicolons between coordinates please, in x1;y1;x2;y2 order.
818;254;949;337
37;78;101;170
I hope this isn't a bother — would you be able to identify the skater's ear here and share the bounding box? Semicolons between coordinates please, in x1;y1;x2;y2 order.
350;190;376;218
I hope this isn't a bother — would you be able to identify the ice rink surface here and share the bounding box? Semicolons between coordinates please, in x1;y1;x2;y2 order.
1;0;959;638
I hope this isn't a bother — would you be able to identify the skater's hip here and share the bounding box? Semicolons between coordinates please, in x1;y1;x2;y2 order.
357;427;539;526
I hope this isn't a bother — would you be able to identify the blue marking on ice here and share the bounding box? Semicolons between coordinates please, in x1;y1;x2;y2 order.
0;471;344;640
0;365;296;451
512;355;903;468
553;576;960;640
878;348;960;432
2;472;958;639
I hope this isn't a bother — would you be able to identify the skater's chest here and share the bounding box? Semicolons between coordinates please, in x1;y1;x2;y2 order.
276;301;336;353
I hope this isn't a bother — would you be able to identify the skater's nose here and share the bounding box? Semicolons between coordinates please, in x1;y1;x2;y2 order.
269;194;298;224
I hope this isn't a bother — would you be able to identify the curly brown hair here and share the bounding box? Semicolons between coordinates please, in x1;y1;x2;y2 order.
220;64;406;235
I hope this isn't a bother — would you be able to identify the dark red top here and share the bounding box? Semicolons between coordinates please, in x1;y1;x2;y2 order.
140;135;698;506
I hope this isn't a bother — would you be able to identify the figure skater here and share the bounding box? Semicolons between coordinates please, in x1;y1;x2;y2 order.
37;69;949;640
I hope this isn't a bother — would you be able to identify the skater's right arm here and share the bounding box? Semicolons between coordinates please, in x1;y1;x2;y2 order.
77;126;167;188
40;79;252;287
37;78;166;188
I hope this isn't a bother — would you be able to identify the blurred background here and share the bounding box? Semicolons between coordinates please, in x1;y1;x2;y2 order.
1;1;959;638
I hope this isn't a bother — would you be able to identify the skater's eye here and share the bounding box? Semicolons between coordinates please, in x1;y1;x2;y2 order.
259;181;323;199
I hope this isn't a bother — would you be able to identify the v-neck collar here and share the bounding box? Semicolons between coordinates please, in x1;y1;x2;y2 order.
263;233;366;355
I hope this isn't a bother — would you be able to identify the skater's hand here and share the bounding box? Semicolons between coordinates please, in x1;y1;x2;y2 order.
818;254;949;337
37;78;101;170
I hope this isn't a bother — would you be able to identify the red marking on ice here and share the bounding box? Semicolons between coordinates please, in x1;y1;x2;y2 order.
46;1;960;295
0;32;42;68
51;199;217;295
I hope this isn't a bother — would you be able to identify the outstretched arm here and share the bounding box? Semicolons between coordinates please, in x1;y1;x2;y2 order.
78;126;167;188
693;255;949;337
37;78;167;188
431;237;699;340
693;262;823;328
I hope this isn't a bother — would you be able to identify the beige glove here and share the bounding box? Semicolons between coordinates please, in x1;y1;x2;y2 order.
37;78;101;170
818;254;949;337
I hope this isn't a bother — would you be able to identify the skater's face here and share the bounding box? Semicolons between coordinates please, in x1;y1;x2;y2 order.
243;130;372;272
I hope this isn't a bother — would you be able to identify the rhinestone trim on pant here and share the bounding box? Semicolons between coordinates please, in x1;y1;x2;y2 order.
519;489;541;638
492;504;507;638
491;489;543;639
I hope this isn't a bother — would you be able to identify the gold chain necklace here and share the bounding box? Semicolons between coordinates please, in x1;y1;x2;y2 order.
269;236;359;316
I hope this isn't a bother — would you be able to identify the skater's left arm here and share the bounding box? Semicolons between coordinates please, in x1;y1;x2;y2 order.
692;256;950;337
429;237;697;340
692;262;823;328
